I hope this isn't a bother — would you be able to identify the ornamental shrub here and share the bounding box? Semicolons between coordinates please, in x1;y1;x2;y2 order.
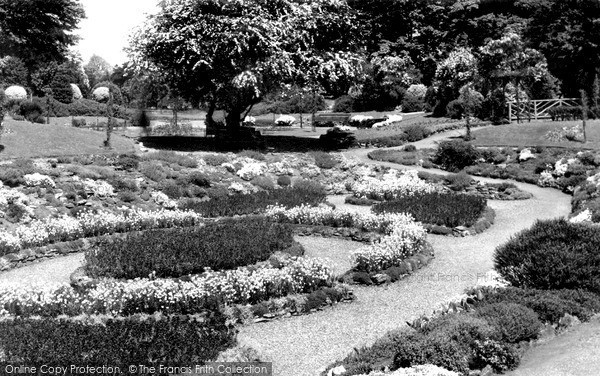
85;216;294;279
0;313;235;364
332;95;354;112
494;219;600;293
472;339;521;373
143;150;198;168
203;154;229;166
277;175;292;187
71;83;83;100
92;81;123;104
372;192;487;228
320;127;357;150
446;100;464;119
404;124;430;142
435;140;480;171
475;302;542;343
4;85;27;101
50;68;73;104
17;101;44;123
312;151;338;169
473;287;600;323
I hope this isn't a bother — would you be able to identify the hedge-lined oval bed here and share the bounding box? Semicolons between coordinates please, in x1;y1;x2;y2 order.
372;192;494;236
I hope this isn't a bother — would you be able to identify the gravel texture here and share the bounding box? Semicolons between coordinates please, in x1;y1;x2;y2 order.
0;253;84;286
237;146;571;376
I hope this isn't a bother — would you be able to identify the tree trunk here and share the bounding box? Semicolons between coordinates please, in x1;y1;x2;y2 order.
226;108;242;133
581;89;588;143
515;78;521;124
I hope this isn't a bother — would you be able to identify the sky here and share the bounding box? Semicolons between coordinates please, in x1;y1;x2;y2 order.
75;0;159;67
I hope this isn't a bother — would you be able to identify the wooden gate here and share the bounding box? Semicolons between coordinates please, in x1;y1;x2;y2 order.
507;98;580;122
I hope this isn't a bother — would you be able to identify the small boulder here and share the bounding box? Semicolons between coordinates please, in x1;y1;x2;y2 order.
328;365;346;376
558;313;581;330
372;273;391;285
519;148;536;161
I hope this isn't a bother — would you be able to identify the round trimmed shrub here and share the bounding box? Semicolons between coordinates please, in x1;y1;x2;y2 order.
92;86;110;102
476;302;542;343
92;81;123;104
495;219;600;293
4;85;27;101
277;175;292;187
71;83;83;100
435;140;480;171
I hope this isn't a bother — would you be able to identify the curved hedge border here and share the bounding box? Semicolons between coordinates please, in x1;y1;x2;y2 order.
424;206;496;236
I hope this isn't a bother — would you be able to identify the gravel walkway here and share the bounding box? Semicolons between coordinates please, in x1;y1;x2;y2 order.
0;253;84;286
238;137;571;376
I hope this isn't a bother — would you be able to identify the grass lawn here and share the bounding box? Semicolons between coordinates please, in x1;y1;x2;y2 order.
0;118;137;159
471;120;600;149
352;114;464;142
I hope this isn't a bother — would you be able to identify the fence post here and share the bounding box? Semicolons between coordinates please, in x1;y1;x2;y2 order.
508;102;512;122
534;101;538;120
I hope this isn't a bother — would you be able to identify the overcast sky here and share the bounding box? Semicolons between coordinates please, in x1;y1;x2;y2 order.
75;0;159;66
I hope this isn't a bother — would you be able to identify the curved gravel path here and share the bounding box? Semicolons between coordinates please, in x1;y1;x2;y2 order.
0;253;84;286
238;134;571;376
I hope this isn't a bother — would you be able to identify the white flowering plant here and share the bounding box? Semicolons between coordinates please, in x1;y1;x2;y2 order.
352;169;437;200
0;209;203;255
275;115;296;127
24;173;56;188
82;179;114;197
0;256;334;317
237;162;268;181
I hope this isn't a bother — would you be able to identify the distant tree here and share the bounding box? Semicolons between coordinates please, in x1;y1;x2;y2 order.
129;0;365;131
520;0;600;97
50;65;75;103
0;0;85;69
0;56;28;87
84;55;113;90
433;47;478;116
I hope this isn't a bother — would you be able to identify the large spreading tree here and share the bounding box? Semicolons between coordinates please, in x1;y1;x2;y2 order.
128;0;366;131
0;0;85;69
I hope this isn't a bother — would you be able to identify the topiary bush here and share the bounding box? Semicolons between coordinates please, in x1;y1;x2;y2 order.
85;216;294;279
475;302;542;343
372;192;487;228
494;219;600;293
18;101;44;123
435;140;480;171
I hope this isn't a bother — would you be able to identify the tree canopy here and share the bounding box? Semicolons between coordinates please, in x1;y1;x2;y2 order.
0;0;85;69
128;0;366;129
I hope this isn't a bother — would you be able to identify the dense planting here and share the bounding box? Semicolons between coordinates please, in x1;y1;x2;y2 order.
85;216;294;279
434;140;480;171
180;186;326;217
0;313;235;364
495;219;600;293
373;192;487;228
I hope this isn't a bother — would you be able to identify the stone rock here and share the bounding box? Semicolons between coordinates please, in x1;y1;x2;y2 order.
519;148;536;161
481;365;494;376
558;313;581;329
328;365;346;376
372;273;390;285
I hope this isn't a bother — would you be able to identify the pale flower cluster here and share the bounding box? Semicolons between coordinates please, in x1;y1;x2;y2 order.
266;204;427;272
267;161;294;176
24;173;56;188
151;191;178;209
4;85;27;100
0;256;333;316
570;209;592;223
237;162;268;181
349;115;373;127
353;364;459;376
275;115;296;127
0;185;33;220
0;209;203;252
82;179;114;197
352;169;436;200
372;114;403;128
587;172;600;188
352;217;427;272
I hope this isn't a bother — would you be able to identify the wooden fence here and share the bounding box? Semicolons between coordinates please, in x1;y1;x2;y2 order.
507;98;580;122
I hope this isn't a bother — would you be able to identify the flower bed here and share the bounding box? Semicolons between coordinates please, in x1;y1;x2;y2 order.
372;192;487;228
352;169;437;200
0;209;203;257
85;216;295;279
0;312;235;364
179;186;326;217
323;274;600;376
0;256;334;317
266;205;429;279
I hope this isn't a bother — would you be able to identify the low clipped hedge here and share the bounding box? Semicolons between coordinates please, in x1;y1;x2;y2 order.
180;186;326;217
0;312;235;364
372;192;487;228
85;216;294;279
475;302;542;343
494;219;600;293
472;287;600;324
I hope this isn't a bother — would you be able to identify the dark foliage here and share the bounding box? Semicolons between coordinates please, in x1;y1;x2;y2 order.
435;140;480;171
0;312;235;364
85;216;294;279
373;192;487;228
312;151;338;169
475;302;543;343
494;219;600;293
180;186;326;217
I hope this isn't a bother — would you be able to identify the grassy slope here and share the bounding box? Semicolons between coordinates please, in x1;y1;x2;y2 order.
0;118;137;159
471;120;600;149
